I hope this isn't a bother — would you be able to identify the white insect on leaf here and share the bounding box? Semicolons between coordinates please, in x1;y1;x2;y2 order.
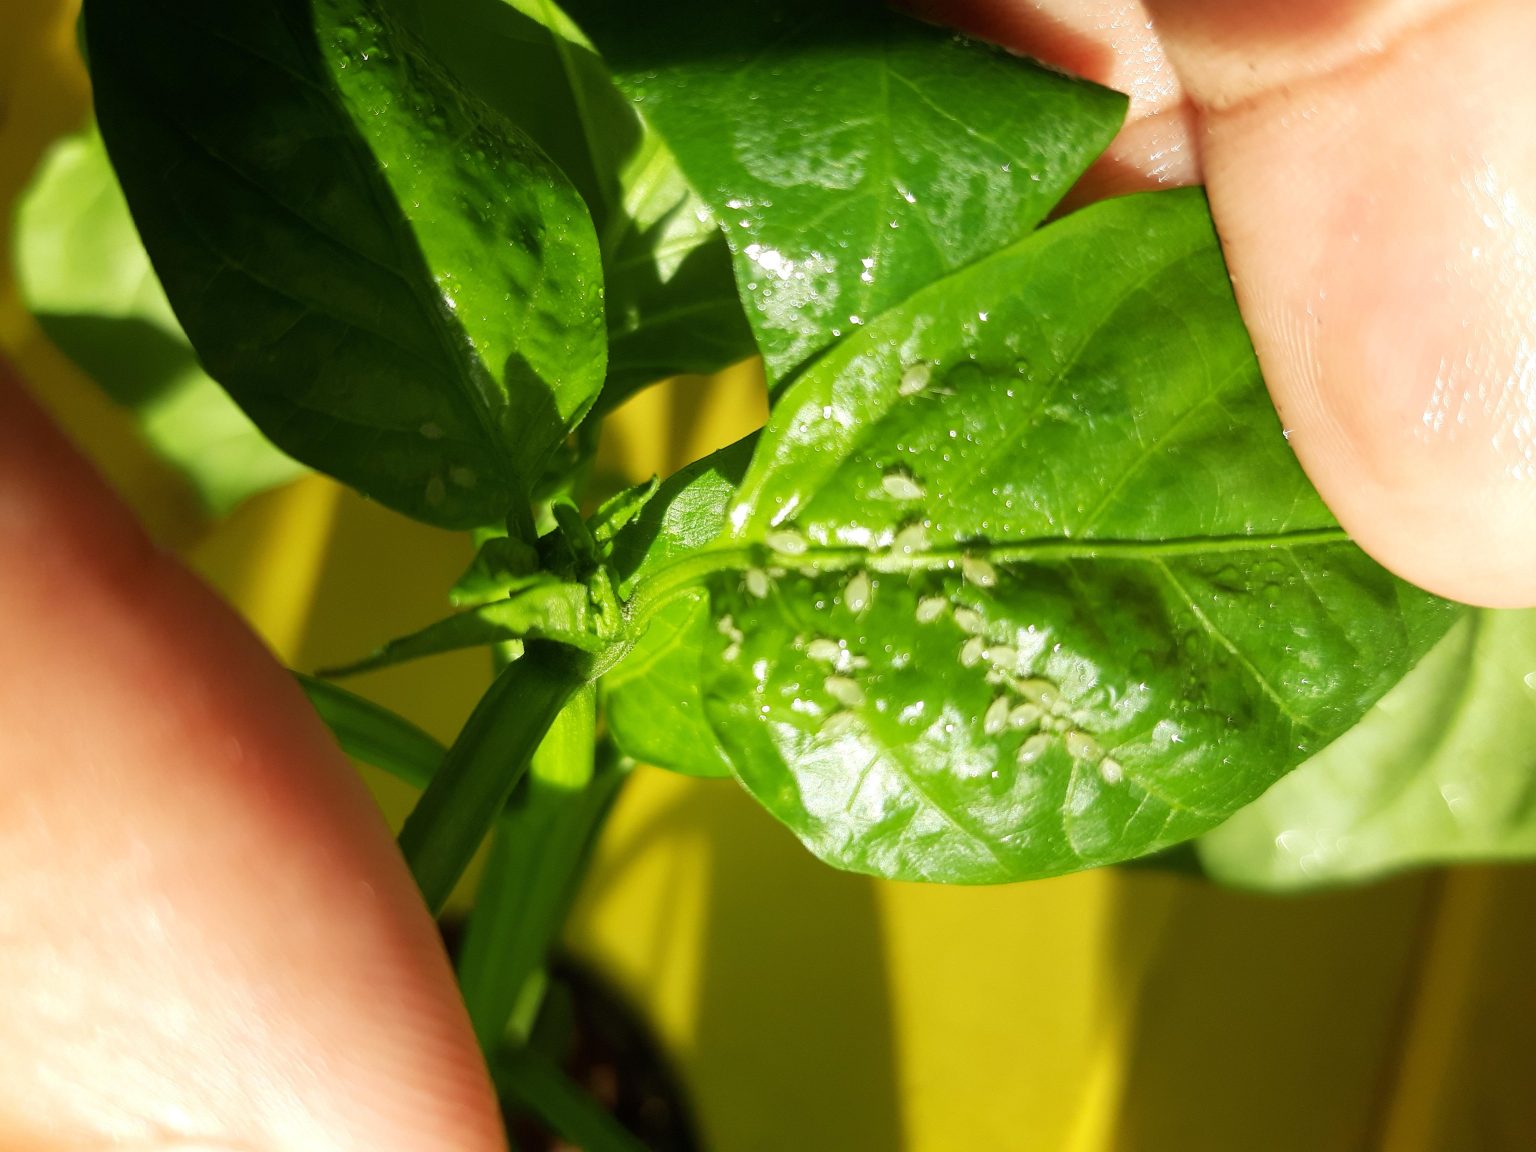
766;528;809;556
915;596;948;624
881;468;926;501
983;695;1011;736
824;675;866;709
898;361;932;396
961;555;998;588
844;570;872;614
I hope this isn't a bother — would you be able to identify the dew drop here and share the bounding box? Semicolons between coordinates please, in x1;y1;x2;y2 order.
424;475;447;506
1099;757;1124;785
881;468;926;501
983;696;1011;736
825;675;866;709
807;638;842;664
916;596;948;624
960;635;986;667
722;643;742;662
449;466;478;489
745;568;771;598
844;571;872;613
898;362;933;396
766;528;809;555
962;556;999;588
1017;733;1052;766
420;422;445;440
953;606;985;635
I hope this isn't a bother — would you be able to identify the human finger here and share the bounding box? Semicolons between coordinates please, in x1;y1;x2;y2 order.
0;360;505;1149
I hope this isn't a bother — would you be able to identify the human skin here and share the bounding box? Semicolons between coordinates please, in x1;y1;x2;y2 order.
2;0;1534;1146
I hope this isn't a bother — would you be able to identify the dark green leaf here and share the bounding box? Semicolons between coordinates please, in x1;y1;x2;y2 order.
564;0;1125;383
294;672;446;788
389;0;754;402
651;189;1460;883
16;127;306;514
401;642;594;914
1198;609;1536;889
601;437;755;778
85;0;605;529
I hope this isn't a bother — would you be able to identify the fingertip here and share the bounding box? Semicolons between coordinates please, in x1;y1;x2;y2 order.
1164;0;1536;607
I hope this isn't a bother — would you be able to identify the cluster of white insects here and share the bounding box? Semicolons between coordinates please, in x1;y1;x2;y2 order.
723;556;1126;785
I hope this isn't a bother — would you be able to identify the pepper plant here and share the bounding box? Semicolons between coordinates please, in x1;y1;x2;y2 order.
23;0;1536;1137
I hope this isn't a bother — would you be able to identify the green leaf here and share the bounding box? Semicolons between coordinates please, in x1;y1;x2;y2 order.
15;127;306;515
84;0;606;529
601;437;755;778
451;534;544;608
1198;609;1536;889
321;580;605;678
589;476;659;547
401;642;594;915
656;189;1460;883
389;0;754;403
564;0;1125;383
493;1044;651;1152
294;672;446;788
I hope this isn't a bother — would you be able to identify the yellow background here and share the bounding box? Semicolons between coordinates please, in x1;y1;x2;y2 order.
4;3;1533;1148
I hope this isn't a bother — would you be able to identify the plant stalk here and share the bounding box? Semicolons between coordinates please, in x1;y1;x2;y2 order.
399;640;594;915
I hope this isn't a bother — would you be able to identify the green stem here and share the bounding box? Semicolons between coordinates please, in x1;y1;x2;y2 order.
494;1045;651;1152
399;641;594;915
457;691;630;1050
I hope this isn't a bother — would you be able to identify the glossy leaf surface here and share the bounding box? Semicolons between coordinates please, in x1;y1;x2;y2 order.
85;0;605;528
1199;609;1536;889
682;190;1459;882
564;0;1125;382
390;0;753;403
602;438;755;778
16;128;306;514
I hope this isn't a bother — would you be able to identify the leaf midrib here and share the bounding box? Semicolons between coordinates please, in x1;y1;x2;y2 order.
623;526;1352;639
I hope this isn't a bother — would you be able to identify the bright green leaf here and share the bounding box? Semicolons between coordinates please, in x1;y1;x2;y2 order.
1198;609;1536;890
15;127;306;515
84;0;606;529
390;0;754;404
659;189;1460;883
564;0;1125;383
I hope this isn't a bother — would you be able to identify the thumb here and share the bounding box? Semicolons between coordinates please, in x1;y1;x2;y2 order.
1145;0;1536;607
0;361;505;1149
